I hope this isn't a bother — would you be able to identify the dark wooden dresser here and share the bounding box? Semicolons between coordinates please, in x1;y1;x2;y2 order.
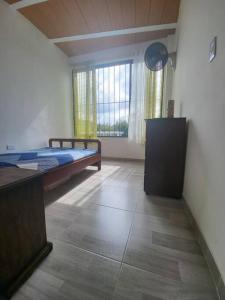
0;168;52;299
144;118;187;199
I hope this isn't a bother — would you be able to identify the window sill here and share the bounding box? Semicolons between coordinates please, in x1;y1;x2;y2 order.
98;136;128;138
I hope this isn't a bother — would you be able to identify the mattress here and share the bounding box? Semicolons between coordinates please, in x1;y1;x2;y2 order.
0;147;97;172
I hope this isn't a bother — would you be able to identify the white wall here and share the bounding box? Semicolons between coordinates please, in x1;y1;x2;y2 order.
0;0;72;152
71;37;175;160
173;0;225;281
101;137;145;160
70;36;177;67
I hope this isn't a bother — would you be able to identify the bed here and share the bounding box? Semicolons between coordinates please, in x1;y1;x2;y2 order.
0;138;101;191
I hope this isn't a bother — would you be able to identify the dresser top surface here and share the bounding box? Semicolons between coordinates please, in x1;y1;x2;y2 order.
0;167;42;191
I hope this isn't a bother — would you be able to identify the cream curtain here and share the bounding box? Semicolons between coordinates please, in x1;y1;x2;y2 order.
73;69;97;138
128;59;164;144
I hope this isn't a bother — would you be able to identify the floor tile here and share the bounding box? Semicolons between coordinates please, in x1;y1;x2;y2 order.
152;231;201;255
124;213;205;279
135;195;190;227
41;240;121;299
113;263;178;300
124;235;181;281
10;159;218;300
45;198;84;235
179;260;215;288
132;213;194;240
139;194;184;210
89;185;139;211
113;264;217;300
45;202;81;220
58;205;133;261
12;269;67;300
103;168;143;190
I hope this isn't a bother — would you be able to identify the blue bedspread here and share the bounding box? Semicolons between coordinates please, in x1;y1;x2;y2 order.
0;147;97;172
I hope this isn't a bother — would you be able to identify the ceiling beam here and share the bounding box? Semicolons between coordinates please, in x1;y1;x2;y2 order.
50;23;177;44
10;0;48;10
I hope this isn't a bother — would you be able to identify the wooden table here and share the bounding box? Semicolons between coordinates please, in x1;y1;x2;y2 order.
0;168;52;299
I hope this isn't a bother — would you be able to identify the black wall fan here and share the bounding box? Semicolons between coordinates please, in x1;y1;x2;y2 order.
144;42;169;71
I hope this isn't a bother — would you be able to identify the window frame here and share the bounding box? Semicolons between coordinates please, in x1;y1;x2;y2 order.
95;60;133;138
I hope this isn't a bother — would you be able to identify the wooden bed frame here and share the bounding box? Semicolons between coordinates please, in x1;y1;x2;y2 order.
43;138;101;191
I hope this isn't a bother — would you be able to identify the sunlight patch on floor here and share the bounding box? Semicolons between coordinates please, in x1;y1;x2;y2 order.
56;165;121;206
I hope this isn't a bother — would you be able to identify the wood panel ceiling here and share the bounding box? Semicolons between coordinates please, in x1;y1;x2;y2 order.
5;0;180;57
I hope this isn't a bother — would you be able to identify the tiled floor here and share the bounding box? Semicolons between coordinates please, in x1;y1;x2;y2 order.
12;159;218;300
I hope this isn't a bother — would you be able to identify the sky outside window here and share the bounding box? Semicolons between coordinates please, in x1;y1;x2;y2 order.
96;62;131;137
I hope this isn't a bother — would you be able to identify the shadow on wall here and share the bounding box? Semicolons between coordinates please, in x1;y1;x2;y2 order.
0;0;72;153
0;101;51;152
183;120;210;217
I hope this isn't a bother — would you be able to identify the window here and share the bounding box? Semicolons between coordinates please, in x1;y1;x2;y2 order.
96;61;132;137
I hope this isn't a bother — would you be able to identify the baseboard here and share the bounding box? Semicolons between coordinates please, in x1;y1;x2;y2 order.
183;199;225;300
102;156;144;162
